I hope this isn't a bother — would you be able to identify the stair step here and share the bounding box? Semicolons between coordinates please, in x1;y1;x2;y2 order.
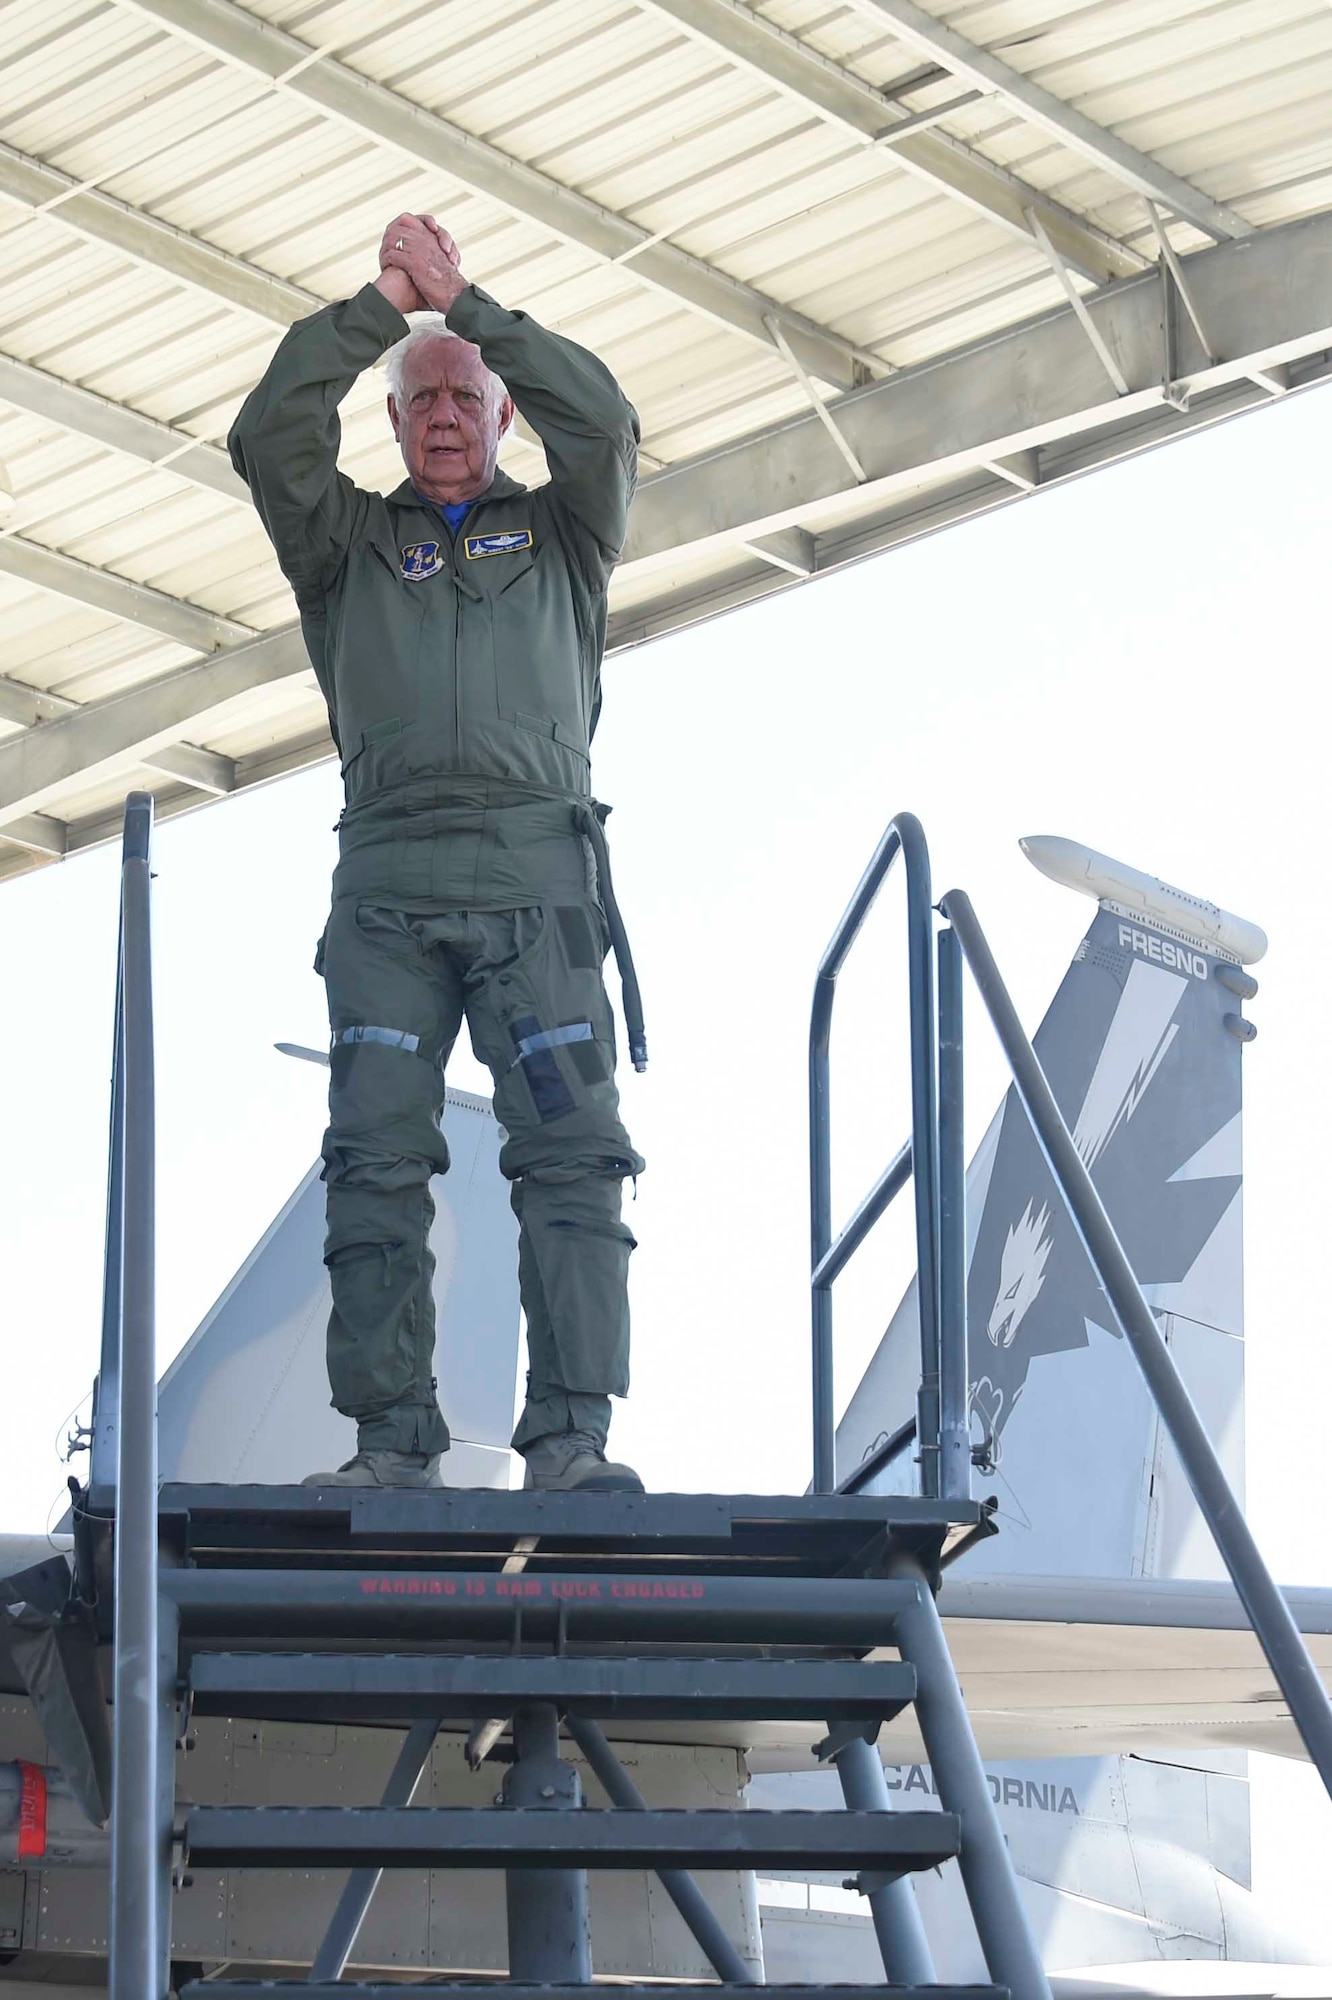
188;1650;916;1722
180;1985;1008;1999
185;1805;960;1872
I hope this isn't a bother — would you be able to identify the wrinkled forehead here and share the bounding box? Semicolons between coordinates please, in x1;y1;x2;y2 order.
399;335;494;401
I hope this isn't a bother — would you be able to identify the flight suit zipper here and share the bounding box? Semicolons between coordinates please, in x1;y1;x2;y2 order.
449;526;462;760
429;512;470;764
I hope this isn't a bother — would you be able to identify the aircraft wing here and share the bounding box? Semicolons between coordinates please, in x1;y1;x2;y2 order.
1050;1969;1332;1999
932;1573;1332;1764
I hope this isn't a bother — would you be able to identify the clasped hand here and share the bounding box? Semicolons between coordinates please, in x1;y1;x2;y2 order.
376;213;466;315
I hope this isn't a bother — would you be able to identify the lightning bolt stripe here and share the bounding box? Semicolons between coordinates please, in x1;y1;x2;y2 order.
1072;961;1188;1173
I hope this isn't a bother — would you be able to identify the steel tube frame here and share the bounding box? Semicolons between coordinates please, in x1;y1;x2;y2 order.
811;1140;912;1291
809;811;941;1495
567;1716;757;1985
890;1554;1051;2000
504;1703;591;1981
936;926;971;1502
943;886;1332;1803
830;1733;936;1984
91;924;127;1490
154;1589;180;1985
109;792;162;2000
309;1718;440;1982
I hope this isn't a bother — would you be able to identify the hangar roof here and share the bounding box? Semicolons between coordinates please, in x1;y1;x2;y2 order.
2;0;1332;878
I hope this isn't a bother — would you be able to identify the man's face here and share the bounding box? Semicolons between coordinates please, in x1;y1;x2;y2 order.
389;336;513;504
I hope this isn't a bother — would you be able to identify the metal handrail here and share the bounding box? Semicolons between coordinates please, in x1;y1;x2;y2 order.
99;793;162;1999
89;944;126;1494
935;923;970;1502
812;1141;912;1292
941;886;1332;1804
808;814;1332;1804
808;812;957;1497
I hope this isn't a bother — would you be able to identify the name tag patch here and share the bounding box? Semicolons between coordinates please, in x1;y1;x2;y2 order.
465;529;534;560
400;540;444;580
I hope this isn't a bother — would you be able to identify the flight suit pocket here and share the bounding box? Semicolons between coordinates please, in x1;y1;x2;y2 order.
488;550;587;753
512;710;587;755
325;1236;420;1414
528;1197;635;1396
355;905;423;958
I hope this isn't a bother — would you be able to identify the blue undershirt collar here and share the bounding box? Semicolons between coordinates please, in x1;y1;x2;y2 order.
414;489;474;534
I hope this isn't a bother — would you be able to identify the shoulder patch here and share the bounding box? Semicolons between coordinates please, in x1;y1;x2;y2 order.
464;528;535;560
400;540;444;580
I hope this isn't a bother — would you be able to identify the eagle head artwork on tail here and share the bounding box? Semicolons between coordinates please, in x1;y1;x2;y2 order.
973;1199;1054;1456
986;1200;1053;1351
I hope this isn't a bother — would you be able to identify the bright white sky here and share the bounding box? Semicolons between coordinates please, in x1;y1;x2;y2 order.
3;377;1331;1942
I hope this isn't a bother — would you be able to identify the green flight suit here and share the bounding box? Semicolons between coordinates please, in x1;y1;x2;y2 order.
228;279;644;1458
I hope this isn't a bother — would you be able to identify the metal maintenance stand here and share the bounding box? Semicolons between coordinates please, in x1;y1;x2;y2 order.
80;1478;1013;1998
81;794;1332;1999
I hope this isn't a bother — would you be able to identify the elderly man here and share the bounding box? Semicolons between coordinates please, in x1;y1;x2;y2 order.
229;213;645;1494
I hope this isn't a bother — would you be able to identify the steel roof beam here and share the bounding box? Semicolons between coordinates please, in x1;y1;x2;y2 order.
0;724;334;879
845;0;1250;243
0;533;253;652
143;741;236;793
0;142;321;327
1025;209;1128;396
116;0;874;387
138;737;320;835
989;450;1040;493
0;626;308;828
744;527;815;575
641;0;1145;286
0;353;247;501
3;377;1326;877
2;383;1308;875
0;673;74;729
611;367;1330;652
6;211;1330;847
4;386;1311;874
0;673;233;793
621;208;1332;571
0;811;67;856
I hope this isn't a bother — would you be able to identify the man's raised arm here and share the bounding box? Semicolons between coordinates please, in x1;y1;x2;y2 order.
228;228;423;595
449;287;640;565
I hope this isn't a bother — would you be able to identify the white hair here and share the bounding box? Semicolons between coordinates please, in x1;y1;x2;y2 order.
383;314;508;415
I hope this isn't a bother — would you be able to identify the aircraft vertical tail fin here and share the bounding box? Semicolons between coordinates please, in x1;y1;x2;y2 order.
837;836;1262;1582
156;1084;521;1490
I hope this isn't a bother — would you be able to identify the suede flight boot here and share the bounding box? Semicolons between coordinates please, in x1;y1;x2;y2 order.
301;1449;442;1489
521;1429;643;1494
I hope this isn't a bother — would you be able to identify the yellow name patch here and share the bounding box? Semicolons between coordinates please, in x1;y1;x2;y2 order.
464;529;534;560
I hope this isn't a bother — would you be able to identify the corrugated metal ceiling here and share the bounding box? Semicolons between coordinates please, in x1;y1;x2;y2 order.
1;0;1330;876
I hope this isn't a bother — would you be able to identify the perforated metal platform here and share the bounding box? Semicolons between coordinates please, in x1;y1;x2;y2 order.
79;1486;987;1627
